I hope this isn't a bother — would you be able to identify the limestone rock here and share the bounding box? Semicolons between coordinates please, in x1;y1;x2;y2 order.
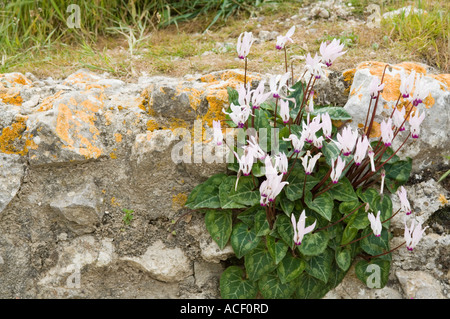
343;61;450;172
50;181;104;235
121;240;192;283
396;270;445;299
0;153;25;214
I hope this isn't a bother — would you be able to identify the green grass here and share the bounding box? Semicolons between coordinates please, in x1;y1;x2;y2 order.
381;0;449;71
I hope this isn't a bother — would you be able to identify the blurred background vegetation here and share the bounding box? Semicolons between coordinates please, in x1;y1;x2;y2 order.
0;0;448;78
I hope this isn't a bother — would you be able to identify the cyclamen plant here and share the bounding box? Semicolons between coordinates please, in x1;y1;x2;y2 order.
185;27;430;299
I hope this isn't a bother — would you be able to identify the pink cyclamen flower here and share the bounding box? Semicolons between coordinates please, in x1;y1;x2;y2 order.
212;120;223;145
291;210;316;245
354;135;369;166
251;80;271;109
260;173;289;206
380;118;394;146
236;31;254;60
283;134;305;153
330;156;346;184
404;219;428;251
305;53;325;79
397;186;412;215
336;126;358;156
301;151;321;175
409;109;425;139
368;76;385;99
276;26;295;50
223;103;250;128
400;70;416;99
321;112;332;139
319;38;347;67
392;106;406;131
279;99;290;124
368;211;382;237
409;74;430;107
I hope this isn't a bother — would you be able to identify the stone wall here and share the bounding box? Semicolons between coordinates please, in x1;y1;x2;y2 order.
0;66;448;298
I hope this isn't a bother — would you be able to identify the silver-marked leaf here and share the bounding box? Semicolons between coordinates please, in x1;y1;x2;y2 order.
277;253;306;284
185;173;227;209
220;266;258;299
205;209;233;250
230;222;260;259
244;242;277;281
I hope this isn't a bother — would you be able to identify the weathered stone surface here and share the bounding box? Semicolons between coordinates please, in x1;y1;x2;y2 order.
0;153;25;213
50;181;104;235
120;240;192;283
396;270;446;299
343;61;450;172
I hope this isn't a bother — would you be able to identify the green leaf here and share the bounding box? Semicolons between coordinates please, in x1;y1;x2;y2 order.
305;248;334;283
312;106;352;121
335;247;352;271
341;224;359;246
305;192;334;221
277;253;306;284
205;209;233;250
254;209;271;237
253;108;271;131
266;235;289;265
285;165;319;201
341;201;369;230
185;173;227;209
375;195;393;229
219;175;259;209
328;177;358;202
230;222;260;259
298;230;330;256
280;197;295;217
360;228;391;260
258;272;297;299
384;157;412;192
244;242;277;281
220;266;258;299
357;187;380;212
355;258;391;289
237;206;259;227
274;214;294;248
322;141;341;167
226;87;239;106
296;273;330;299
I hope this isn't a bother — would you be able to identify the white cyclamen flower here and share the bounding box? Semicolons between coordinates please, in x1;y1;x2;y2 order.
276;26;295;50
397;186;412;215
404;219;428;251
283;134;305;153
368;211;382;237
380;118;394;146
305;53;325;79
368;76;385;99
400;70;416;98
321;112;332;139
279;99;290;124
301;151;321;175
330;156;346;184
354;135;369;166
303;116;322;144
236;31;254;60
212;120;223;145
392;106;406;131
233;149;254;177
274;152;289;175
409;73;430;106
269;73;291;98
223;103;250;128
336;126;358;156
260;173;288;206
319;38;346;67
409;109;425;139
251;80;271;109
291;210;316;246
246;135;266;161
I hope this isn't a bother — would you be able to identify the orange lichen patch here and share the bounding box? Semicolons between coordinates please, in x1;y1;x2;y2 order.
380;74;401;101
200;73;217;83
357;61;402;76
367;121;381;138
146;119;160;131
428;74;450;88
114;133;123;143
36;91;63;112
395;62;427;75
110;196;121;207
357;93;363;100
439;194;448;205
110;152;117;159
343;68;356;83
63;71;99;86
203;90;228;127
0;73;32;86
423;93;435;109
333;120;345;128
137;88;156;116
0;118;27;154
172;192;188;210
0;88;23;106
